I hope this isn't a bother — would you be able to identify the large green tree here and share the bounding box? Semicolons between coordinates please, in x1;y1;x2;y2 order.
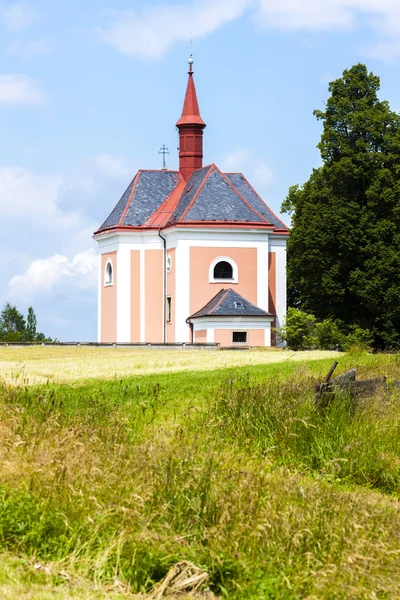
282;64;400;346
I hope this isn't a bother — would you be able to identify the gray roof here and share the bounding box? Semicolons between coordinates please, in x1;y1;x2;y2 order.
225;173;288;229
177;167;265;224
99;170;181;230
170;166;211;223
189;289;273;319
96;164;289;234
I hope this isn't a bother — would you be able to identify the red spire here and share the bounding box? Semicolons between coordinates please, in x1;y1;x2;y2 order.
176;58;206;180
176;61;206;127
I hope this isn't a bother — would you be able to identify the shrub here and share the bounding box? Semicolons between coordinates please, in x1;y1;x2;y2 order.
278;308;317;350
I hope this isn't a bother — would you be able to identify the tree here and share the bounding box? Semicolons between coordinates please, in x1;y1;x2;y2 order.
26;306;37;341
282;64;400;347
0;303;53;343
0;302;26;337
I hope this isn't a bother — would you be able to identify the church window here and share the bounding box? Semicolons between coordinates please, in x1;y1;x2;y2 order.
214;261;233;279
209;257;238;283
166;255;172;273
105;260;113;286
166;297;172;323
232;331;247;344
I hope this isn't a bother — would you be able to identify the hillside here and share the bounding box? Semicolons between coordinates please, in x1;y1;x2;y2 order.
0;349;399;598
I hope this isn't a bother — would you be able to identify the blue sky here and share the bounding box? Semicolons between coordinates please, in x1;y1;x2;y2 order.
1;0;400;341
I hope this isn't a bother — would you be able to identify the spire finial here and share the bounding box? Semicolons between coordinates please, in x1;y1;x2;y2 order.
188;36;194;74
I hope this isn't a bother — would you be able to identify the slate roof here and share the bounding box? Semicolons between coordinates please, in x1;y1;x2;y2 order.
95;164;289;235
189;289;273;319
98;170;182;231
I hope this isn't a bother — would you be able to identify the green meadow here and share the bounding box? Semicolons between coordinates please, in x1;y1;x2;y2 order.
1;349;400;598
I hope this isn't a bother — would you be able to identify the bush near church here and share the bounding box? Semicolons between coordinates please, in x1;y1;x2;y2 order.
279;307;373;351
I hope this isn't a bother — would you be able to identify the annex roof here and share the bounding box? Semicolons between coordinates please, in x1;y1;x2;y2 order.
95;164;289;235
188;289;273;319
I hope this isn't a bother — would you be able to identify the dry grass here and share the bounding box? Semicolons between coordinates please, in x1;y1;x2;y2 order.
0;346;342;385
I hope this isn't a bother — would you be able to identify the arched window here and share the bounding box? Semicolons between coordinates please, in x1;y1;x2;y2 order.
214;261;233;279
209;257;238;283
105;260;113;286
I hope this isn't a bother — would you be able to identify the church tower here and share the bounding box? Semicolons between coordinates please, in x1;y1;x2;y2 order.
94;58;289;347
176;57;206;180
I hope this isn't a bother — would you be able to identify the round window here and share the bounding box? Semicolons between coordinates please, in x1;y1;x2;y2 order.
166;255;172;273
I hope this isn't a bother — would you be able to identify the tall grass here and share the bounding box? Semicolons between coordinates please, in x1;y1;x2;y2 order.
0;355;400;598
213;371;400;493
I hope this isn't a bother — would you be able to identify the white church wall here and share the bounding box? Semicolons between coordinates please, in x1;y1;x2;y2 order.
269;237;287;346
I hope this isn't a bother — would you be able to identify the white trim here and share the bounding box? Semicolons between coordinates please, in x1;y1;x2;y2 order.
191;316;273;330
97;253;102;342
265;324;271;346
175;240;191;342
206;328;214;343
117;246;131;343
209;256;238;284
257;241;269;311
140;248;145;342
104;259;113;287
270;241;287;347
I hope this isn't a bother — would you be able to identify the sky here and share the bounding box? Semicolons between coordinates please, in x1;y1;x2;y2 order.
1;0;400;341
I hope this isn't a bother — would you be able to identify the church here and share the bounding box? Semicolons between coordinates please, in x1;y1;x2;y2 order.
94;58;289;346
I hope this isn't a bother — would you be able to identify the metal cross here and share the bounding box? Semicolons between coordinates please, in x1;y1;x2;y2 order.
158;145;170;170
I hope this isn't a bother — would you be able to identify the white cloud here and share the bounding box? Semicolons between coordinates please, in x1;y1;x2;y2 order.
89;154;131;179
220;148;251;172
8;250;98;299
255;0;400;60
220;148;274;186
7;38;53;58
97;0;400;62
97;0;251;59
253;162;274;186
1;2;36;31
0;166;64;218
0;74;46;105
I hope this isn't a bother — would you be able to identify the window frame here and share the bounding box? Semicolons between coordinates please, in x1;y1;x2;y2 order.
166;255;172;274
166;296;172;323
104;259;113;287
209;256;238;284
232;331;248;344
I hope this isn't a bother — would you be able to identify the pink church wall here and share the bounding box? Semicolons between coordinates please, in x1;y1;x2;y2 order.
189;247;258;315
248;329;265;346
101;251;117;342
166;248;175;343
214;330;232;347
214;328;265;347
145;250;163;342
130;250;141;342
195;329;207;343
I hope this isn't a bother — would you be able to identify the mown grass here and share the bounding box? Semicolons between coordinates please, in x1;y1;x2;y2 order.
0;345;341;385
0;351;400;598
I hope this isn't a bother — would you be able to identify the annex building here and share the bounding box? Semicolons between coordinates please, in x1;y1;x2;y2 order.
94;58;289;346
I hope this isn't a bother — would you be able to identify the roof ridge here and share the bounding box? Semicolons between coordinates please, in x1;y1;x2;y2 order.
215;166;269;224
238;172;289;231
178;165;214;222
146;176;185;227
210;289;229;315
118;171;141;226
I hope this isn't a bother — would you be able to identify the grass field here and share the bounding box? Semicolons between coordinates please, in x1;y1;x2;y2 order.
1;348;400;599
0;346;342;385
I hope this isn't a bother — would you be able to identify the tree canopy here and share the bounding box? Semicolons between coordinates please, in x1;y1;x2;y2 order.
0;303;52;342
282;64;400;346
